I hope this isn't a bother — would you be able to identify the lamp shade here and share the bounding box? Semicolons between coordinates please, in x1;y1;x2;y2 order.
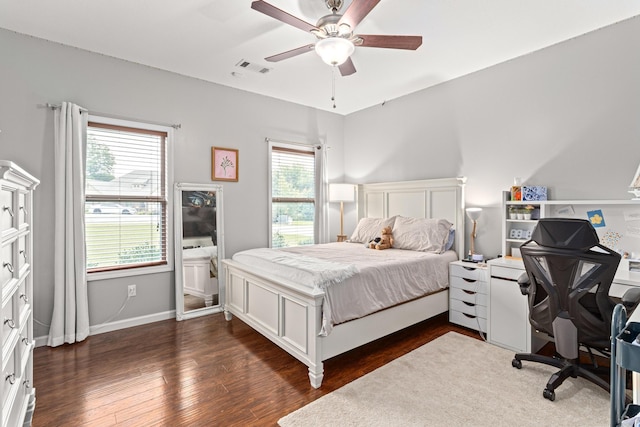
466;207;482;221
329;183;356;202
315;37;355;66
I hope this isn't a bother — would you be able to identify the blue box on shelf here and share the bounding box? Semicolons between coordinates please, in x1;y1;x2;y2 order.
522;186;547;201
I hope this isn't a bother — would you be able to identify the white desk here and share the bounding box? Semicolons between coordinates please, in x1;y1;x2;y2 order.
487;258;640;352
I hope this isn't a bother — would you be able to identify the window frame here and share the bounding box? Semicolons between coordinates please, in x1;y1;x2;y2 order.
268;142;317;248
86;115;174;281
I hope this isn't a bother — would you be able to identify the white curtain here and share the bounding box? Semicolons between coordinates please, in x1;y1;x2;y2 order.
315;144;330;244
48;102;90;347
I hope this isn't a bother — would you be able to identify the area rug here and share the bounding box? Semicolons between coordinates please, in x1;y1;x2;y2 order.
278;332;610;426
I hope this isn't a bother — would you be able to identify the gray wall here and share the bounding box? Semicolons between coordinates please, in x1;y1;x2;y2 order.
0;29;345;339
1;14;639;339
343;16;640;259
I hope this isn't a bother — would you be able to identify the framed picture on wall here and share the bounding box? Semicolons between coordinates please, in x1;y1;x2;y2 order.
211;147;238;182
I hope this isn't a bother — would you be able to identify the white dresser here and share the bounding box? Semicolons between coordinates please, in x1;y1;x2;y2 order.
1;161;38;427
448;260;488;333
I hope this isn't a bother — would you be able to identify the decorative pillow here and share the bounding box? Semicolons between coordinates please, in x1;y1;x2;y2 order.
392;216;453;253
444;228;456;251
348;217;396;243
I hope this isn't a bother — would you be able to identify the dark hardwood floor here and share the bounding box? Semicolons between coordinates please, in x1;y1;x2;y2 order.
32;312;480;426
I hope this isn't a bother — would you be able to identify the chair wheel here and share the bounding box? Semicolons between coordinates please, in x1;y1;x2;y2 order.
543;389;555;401
512;358;522;369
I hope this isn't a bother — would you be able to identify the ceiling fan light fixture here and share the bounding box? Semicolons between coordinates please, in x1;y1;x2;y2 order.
315;37;354;66
338;23;351;36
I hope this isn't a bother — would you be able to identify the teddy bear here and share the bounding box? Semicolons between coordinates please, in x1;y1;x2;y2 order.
369;225;394;250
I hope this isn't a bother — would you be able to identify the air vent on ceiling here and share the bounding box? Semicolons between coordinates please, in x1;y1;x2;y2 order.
235;59;272;74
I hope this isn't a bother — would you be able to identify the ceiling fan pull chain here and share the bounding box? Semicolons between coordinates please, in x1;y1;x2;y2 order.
332;67;337;109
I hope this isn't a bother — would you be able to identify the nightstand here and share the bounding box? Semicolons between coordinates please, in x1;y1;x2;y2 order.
449;260;488;332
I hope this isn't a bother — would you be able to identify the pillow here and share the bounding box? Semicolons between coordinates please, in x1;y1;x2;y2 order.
391;217;453;253
348;217;396;243
444;228;455;251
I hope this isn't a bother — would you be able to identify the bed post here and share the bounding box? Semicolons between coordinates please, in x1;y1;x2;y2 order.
308;294;325;388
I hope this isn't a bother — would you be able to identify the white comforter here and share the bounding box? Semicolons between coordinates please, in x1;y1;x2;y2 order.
232;242;457;335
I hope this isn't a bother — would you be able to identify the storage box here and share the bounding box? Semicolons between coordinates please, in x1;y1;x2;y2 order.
522;186;547;201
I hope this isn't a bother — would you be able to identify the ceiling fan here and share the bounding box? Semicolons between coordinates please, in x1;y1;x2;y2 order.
251;0;423;76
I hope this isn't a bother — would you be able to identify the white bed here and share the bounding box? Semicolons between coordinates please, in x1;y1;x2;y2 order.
182;245;218;307
222;177;466;388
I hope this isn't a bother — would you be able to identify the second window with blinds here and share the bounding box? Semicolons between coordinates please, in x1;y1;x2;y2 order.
270;144;317;248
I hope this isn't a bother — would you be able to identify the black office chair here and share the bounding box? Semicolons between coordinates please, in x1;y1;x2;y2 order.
511;218;640;401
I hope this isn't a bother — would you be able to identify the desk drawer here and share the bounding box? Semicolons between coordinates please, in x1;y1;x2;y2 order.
450;263;484;281
450;287;488;306
490;265;524;281
450;298;487;318
449;276;487;294
449;309;487;332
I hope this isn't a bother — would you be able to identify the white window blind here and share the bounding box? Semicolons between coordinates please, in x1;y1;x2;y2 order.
271;146;316;248
85;121;168;272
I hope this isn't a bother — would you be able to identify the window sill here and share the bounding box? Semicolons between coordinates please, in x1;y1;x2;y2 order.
88;263;173;282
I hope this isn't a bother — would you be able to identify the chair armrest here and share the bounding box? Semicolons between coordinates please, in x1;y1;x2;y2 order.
517;272;530;296
622;287;640;310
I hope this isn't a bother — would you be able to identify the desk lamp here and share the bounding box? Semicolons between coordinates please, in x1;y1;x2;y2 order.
466;207;483;261
329;183;356;242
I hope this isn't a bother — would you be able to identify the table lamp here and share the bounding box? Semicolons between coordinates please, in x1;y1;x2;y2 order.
329;183;356;242
466;207;483;261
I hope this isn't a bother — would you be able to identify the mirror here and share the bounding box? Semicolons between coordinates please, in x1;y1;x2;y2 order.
174;182;224;320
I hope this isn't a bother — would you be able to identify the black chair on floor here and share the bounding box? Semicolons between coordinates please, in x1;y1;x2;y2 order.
512;218;640;401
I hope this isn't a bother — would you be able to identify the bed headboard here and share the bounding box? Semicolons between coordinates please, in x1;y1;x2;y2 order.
357;177;467;259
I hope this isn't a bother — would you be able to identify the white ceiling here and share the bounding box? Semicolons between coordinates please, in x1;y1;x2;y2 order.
1;0;639;115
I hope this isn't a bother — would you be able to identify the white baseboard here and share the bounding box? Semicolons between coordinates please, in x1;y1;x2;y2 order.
34;310;176;347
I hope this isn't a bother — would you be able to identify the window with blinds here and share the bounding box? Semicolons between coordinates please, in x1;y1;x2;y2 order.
271;145;316;248
85;119;168;273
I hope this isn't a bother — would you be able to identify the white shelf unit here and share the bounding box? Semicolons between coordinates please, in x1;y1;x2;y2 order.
501;191;545;260
501;191;640;260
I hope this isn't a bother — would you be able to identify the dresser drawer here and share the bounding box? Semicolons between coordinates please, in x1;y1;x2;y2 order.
17;191;27;229
450;298;487;318
450;287;488;306
2;344;27;427
16;278;29;323
1;239;16;288
449;276;488;294
2;287;18;348
2;343;18;407
450;263;485;281
0;187;15;232
17;234;27;275
449;309;487;332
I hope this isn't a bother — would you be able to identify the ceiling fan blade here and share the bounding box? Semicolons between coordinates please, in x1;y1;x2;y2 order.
265;44;316;62
358;34;423;50
339;0;381;29
251;1;318;33
338;57;357;76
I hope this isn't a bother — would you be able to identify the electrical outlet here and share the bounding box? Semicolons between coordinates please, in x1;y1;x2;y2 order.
128;284;136;297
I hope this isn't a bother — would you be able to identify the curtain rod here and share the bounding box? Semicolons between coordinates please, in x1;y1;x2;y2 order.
44;103;182;130
265;137;328;150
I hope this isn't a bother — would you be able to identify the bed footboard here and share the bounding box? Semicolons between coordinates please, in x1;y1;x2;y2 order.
223;259;326;388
